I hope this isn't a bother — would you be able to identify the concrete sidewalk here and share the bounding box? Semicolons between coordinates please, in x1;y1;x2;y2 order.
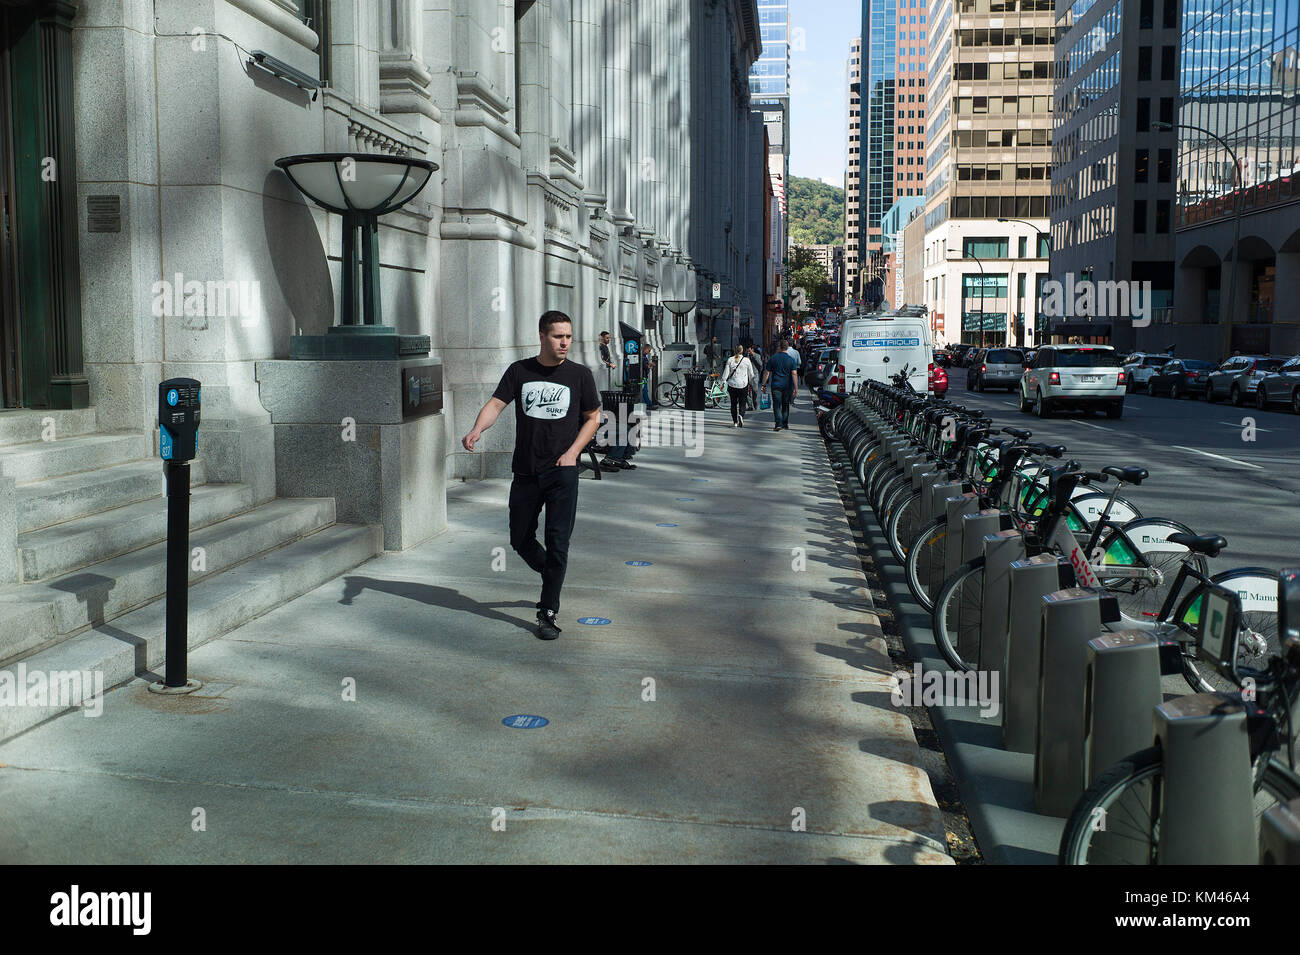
0;400;951;864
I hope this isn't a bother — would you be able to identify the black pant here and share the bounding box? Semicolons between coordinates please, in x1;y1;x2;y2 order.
728;386;749;423
508;466;580;613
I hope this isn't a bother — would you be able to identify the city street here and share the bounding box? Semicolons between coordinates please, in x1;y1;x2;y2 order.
945;369;1299;571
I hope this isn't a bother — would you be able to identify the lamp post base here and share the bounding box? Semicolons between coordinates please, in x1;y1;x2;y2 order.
290;325;431;360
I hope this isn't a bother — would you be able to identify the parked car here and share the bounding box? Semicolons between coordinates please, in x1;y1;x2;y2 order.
930;363;949;396
806;347;839;388
1122;352;1174;392
1146;359;1215;398
1019;344;1126;418
949;343;976;367
1255;355;1300;413
1205;355;1285;404
968;347;1025;392
934;349;952;369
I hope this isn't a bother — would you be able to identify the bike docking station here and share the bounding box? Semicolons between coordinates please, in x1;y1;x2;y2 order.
148;378;203;697
942;494;981;580
1083;631;1162;785
1260;567;1300;863
1003;555;1070;754
979;529;1027;674
1152;583;1259;863
1033;587;1120;817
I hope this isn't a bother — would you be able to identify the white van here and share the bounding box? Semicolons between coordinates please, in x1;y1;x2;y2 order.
839;312;933;393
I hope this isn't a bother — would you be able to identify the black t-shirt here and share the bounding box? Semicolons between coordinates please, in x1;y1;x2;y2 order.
492;357;600;475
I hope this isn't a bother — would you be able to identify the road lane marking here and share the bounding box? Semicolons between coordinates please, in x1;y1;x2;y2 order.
1074;421;1115;432
1219;420;1274;433
1170;445;1265;470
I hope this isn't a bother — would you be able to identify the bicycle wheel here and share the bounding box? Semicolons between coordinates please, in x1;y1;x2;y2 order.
905;517;948;612
886;489;925;564
656;381;679;408
874;470;911;518
1059;748;1300;864
1174;568;1280;695
931;557;985;672
1095;519;1205;623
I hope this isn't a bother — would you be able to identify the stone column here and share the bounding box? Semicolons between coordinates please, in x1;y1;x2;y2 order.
604;0;633;225
571;0;605;210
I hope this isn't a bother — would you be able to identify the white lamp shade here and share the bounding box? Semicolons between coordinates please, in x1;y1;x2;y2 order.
275;153;436;215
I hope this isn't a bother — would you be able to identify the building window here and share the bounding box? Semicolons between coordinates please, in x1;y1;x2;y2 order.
1157;148;1171;183
1135;148;1149;181
1155;200;1170;233
1160;46;1175;81
1159;97;1173;126
1018;235;1027;258
1134;199;1147;232
1138;46;1152;81
1136;98;1150;132
1140;0;1153;28
1162;0;1177;28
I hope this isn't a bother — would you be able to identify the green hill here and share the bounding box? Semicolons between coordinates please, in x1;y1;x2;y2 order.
788;176;845;246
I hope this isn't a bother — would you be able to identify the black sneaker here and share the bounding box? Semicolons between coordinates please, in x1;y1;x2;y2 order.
536;609;562;640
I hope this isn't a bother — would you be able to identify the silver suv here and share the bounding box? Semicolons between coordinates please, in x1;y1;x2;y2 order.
1121;352;1173;392
1205;355;1285;405
1019;345;1127;419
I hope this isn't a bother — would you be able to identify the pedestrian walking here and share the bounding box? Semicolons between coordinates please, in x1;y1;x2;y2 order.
598;330;617;389
760;339;800;431
462;310;601;640
745;344;761;408
721;345;754;427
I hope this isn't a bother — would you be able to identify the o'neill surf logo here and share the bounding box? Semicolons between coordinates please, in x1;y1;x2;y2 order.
521;382;571;420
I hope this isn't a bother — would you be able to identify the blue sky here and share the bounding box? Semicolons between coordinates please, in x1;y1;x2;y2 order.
788;0;861;189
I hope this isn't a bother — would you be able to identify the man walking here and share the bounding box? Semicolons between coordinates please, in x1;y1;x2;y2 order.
462;311;602;640
598;330;617;389
761;339;799;431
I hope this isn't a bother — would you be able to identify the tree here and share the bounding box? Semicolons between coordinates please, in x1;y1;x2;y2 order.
788;246;831;312
788;177;845;246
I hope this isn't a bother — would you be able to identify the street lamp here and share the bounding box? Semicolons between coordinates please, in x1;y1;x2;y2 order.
998;216;1050;347
1152;120;1242;359
276;152;437;359
661;300;696;345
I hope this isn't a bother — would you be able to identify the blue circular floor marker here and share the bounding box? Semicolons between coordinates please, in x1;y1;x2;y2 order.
675;497;694;502
577;616;611;626
503;715;549;729
625;560;653;567
656;522;678;527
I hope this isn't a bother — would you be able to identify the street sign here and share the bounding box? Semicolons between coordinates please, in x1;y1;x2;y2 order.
712;283;721;300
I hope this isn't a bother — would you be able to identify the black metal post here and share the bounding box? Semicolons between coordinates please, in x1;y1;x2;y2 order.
362;215;382;326
164;460;191;688
341;212;359;325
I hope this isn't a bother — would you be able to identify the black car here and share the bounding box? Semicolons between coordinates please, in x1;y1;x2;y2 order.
1256;355;1300;413
1146;359;1215;398
949;343;976;367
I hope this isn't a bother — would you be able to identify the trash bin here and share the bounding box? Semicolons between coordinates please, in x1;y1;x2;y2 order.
684;371;707;411
601;390;639;449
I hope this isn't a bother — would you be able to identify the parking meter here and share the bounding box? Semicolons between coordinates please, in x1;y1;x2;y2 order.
158;378;200;462
618;321;644;387
152;377;202;695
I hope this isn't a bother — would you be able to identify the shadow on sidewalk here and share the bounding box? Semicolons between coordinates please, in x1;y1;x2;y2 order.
338;576;538;636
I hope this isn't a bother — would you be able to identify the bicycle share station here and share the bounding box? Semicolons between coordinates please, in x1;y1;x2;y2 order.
819;370;1300;864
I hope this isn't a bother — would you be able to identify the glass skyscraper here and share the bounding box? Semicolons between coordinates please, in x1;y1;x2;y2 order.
1177;0;1300;227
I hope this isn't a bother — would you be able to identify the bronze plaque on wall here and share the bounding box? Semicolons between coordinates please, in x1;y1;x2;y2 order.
401;364;443;419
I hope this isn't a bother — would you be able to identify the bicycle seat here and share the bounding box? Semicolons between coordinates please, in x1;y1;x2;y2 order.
1002;427;1033;440
1102;466;1148;485
1028;443;1066;458
1167;533;1228;557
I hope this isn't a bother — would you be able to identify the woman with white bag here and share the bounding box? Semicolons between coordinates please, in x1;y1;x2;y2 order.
721;345;755;428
